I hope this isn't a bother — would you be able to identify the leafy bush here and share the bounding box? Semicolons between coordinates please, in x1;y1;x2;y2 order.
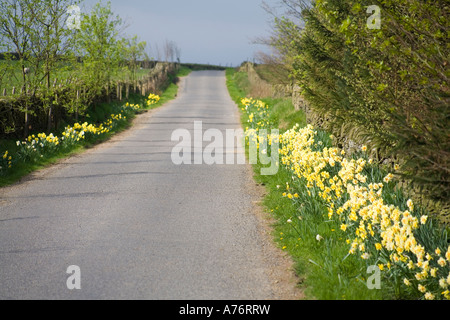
268;0;449;219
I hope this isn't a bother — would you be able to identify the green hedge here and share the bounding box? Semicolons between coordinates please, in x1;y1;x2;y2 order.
271;0;449;219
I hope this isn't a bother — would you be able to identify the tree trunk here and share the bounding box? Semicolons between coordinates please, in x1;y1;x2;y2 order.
47;106;52;134
24;109;29;139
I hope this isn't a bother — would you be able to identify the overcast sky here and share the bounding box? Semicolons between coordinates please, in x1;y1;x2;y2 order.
81;0;278;66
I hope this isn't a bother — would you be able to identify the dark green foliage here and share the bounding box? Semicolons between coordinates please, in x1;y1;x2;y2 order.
270;0;449;219
181;63;226;71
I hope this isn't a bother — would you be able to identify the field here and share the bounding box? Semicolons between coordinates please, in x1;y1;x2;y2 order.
0;59;153;95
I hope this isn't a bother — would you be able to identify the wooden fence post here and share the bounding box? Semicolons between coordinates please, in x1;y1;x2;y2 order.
106;82;111;103
76;89;79;122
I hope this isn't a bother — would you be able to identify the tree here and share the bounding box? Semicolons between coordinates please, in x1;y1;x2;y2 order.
122;35;147;82
0;0;36;91
174;45;181;64
75;0;125;104
266;0;450;214
30;0;80;132
0;0;153;137
0;0;81;135
163;39;180;63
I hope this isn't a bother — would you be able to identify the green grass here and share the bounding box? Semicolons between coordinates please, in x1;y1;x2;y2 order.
177;65;197;77
226;67;389;300
260;97;306;133
0;140;85;187
226;68;250;99
254;159;386;300
226;68;305;133
149;66;191;109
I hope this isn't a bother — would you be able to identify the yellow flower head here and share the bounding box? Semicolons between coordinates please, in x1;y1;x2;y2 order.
420;215;428;225
383;173;394;183
424;292;435;300
407;199;414;212
438;257;447;267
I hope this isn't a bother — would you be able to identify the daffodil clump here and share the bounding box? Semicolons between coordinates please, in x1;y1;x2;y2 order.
124;102;142;111
0;150;13;174
13;111;127;164
15;132;61;163
241;98;271;131
278;123;450;300
125;93;159;110
146;93;160;107
240;96;450;300
240;98;277;161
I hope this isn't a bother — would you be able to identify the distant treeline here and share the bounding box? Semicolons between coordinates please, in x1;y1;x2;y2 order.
181;63;226;71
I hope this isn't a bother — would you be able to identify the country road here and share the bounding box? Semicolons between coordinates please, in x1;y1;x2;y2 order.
0;71;301;300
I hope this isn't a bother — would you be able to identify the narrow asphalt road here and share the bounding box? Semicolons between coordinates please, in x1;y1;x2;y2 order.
0;71;300;300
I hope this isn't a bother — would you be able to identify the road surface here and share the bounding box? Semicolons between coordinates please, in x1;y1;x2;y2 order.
0;71;300;300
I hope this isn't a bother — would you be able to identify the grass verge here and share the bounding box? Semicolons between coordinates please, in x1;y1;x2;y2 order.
226;67;390;300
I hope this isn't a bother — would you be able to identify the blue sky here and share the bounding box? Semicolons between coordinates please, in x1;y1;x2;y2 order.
81;0;277;66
